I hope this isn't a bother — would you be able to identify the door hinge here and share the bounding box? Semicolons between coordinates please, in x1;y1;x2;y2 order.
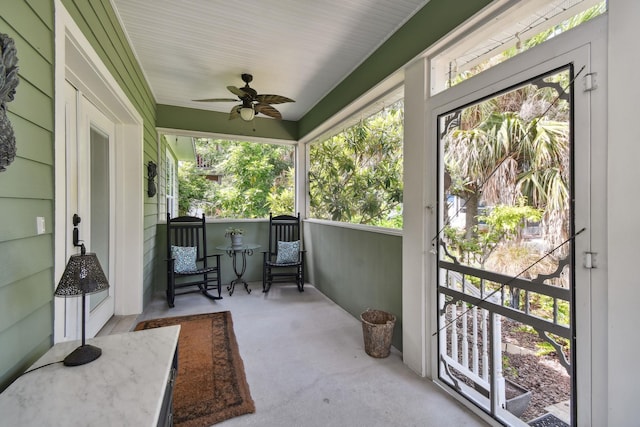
583;72;598;92
583;251;598;269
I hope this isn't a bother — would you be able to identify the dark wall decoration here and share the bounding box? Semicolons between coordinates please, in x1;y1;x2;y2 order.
147;161;157;197
0;33;19;172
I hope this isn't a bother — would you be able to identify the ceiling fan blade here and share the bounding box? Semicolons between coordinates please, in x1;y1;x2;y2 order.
227;86;247;98
229;105;241;120
255;94;295;104
255;103;282;120
192;98;237;102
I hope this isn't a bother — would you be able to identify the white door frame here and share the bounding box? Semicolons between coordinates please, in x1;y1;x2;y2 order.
54;1;144;342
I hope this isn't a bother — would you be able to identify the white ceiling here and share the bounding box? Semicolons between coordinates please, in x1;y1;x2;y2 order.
111;0;430;121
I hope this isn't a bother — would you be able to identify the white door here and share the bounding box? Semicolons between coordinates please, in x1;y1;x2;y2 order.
60;80;115;340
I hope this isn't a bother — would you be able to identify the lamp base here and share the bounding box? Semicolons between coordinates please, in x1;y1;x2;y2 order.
63;344;102;366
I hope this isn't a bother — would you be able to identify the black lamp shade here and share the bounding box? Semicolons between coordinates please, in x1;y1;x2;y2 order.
55;252;109;297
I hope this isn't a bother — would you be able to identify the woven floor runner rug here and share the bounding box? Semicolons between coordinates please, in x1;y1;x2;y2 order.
135;311;255;426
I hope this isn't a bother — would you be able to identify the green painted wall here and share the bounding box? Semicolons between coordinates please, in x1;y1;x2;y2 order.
303;222;403;349
0;0;55;391
0;0;157;391
157;104;298;141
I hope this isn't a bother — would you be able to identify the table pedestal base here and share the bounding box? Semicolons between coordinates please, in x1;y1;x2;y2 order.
228;278;251;296
217;244;258;296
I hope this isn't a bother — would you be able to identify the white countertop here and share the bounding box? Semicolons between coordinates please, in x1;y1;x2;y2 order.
0;325;180;426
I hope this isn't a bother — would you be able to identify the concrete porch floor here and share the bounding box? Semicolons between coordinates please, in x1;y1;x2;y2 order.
101;283;488;426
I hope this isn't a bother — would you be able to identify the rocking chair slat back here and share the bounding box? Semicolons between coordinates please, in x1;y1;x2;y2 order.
169;224;202;260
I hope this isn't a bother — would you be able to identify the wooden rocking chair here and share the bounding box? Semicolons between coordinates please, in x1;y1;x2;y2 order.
262;213;304;292
166;213;222;307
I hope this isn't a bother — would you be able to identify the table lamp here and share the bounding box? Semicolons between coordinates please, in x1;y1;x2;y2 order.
54;215;109;366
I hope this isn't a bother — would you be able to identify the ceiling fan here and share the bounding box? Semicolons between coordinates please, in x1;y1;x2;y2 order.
194;73;295;121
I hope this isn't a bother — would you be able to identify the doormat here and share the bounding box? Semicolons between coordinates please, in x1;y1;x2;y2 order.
528;413;570;427
135;311;255;426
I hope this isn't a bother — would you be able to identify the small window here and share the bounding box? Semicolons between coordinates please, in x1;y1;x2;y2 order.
430;1;606;94
165;149;178;218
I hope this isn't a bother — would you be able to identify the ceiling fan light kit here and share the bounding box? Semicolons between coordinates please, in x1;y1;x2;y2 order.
240;107;255;121
194;73;294;121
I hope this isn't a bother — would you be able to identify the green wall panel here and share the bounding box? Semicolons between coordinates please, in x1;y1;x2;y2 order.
157;104;298;141
0;0;54;61
0;22;54;97
8;113;54;165
0;304;52;392
304;222;403;349
0;269;53;334
0;0;54;393
0;199;52;242
25;0;54;31
0;157;53;199
8;79;53;131
0;235;53;289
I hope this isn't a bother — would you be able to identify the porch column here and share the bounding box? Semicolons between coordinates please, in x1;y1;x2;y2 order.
402;58;429;376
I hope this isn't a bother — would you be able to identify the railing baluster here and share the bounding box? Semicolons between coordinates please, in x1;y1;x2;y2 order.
482;308;488;381
472;306;479;376
462;304;469;370
489;312;506;413
451;303;458;363
439;292;447;373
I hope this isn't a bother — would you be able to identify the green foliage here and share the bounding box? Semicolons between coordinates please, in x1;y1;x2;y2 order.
309;101;404;228
266;167;295;216
177;162;209;216
478;200;542;239
178;139;294;218
443;65;571;262
535;334;570;357
445;200;542;265
529;294;571;326
503;354;518;378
